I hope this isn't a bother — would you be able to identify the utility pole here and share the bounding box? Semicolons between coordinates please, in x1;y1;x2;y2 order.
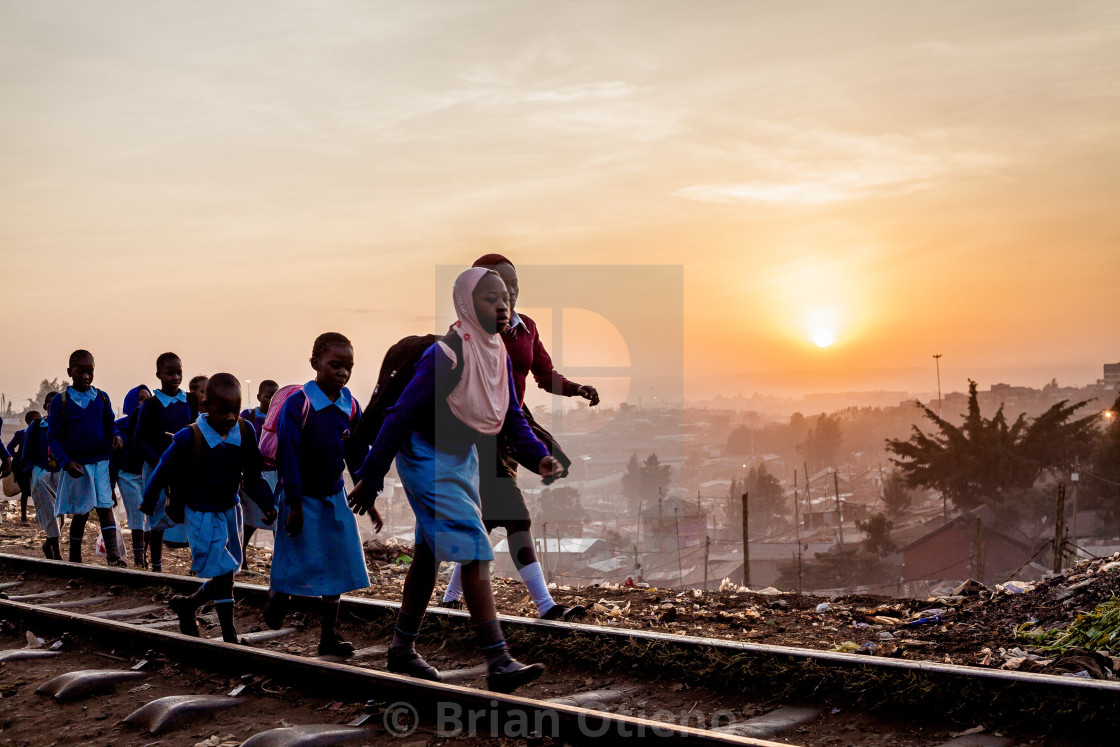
703;535;711;593
1053;483;1066;574
833;470;844;550
674;506;683;588
741;491;750;588
974;517;984;582
932;354;943;420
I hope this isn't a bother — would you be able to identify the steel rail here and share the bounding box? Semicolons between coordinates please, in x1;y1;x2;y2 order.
0;597;787;747
4;551;1119;699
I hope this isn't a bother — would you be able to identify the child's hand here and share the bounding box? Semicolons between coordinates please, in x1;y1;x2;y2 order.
112;435;124;450
538;456;563;485
64;461;84;479
261;506;278;525
576;384;600;407
346;479;381;515
0;457;10;478
284;501;304;537
368;505;383;534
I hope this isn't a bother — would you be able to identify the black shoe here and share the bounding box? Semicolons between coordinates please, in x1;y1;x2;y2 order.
107;558;127;568
318;632;355;657
41;540;52;559
169;595;200;637
151;564;162;574
262;592;289;630
540;604;586;621
387;649;443;682
487;659;545;693
441;599;463;610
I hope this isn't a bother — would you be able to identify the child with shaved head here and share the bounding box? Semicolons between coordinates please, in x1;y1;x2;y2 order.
142;373;277;643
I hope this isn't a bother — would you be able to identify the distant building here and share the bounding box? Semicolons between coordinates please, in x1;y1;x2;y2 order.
1104;363;1120;388
640;496;707;552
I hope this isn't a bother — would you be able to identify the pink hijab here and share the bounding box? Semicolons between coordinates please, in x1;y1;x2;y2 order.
440;267;510;435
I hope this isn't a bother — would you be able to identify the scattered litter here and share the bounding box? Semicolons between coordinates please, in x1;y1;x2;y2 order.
815;603;830;614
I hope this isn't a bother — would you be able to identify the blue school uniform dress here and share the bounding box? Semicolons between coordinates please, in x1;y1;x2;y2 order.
25;419;60;538
143;414;274;579
271;382;370;597
47;387;119;516
137;389;191;531
357;345;549;563
239;407;279;531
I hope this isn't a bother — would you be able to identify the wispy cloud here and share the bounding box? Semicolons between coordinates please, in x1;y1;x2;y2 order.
675;130;1005;206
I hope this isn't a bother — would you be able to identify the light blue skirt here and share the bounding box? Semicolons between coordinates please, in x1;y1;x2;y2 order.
269;487;369;597
31;467;60;538
117;470;148;531
142;462;179;531
56;460;113;516
396;432;492;563
185;505;243;579
163;522;188;545
241;471;279;530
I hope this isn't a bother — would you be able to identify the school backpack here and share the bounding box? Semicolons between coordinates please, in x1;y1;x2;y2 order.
257;384;361;469
165;419;255;524
352;331;464;449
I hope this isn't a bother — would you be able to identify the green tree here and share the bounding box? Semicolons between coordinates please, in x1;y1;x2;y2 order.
537;486;584;522
1083;394;1120;513
885;380;1097;511
797;413;843;472
857;512;895;557
29;378;68;411
743;463;786;536
881;470;913;516
639;453;672;501
621;452;641;511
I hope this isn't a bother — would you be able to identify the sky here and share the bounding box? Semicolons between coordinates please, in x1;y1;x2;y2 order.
1;0;1118;413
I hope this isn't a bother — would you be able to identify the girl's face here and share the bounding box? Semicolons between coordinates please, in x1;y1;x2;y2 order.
204;387;241;436
67;357;95;391
472;272;510;335
157;359;183;393
312;344;354;396
138;388;152;406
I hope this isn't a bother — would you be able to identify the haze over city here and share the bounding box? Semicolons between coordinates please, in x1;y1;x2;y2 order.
2;1;1118;408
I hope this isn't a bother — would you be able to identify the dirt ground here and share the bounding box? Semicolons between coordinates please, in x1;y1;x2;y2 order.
4;501;1119;681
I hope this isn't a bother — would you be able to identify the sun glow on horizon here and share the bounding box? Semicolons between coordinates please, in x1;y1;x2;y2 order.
805;307;839;349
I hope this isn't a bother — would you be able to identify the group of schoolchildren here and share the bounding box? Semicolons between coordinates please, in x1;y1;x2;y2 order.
2;255;599;693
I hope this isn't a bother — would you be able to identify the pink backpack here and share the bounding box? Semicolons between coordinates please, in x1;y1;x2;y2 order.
258;384;360;469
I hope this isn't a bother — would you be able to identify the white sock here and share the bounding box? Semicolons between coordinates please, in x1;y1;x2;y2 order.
443;563;463;603
519;561;555;615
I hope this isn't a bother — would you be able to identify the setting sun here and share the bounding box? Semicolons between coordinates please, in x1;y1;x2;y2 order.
805;307;839;349
812;329;835;348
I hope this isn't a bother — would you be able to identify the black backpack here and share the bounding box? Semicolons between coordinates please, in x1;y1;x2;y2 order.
164;419;254;524
353;332;464;449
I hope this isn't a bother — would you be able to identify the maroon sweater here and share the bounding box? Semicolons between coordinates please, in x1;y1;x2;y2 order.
502;312;580;405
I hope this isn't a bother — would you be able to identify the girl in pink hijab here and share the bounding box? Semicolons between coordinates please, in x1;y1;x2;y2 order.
349;267;562;693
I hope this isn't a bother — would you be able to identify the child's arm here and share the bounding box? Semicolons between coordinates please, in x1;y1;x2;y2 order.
499;362;554;475
241;426;277;523
101;392;124;450
343;400;369;483
46;395;75;474
275;392;306;507
140;430;189;514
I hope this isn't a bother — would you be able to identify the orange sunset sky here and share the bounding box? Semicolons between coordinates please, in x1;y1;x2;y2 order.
1;1;1118;412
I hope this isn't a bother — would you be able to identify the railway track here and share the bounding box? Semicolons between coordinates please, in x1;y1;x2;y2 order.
1;552;1116;745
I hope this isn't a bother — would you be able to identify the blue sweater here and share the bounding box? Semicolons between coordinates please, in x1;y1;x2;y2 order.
46;388;119;466
240;408;268;443
276;384;367;503
357;344;549;491
142;421;274;514
135;395;192;468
